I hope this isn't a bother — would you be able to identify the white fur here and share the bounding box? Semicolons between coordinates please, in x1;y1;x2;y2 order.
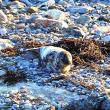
40;46;68;60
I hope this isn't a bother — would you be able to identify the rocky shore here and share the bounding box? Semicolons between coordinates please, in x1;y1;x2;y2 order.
0;0;110;110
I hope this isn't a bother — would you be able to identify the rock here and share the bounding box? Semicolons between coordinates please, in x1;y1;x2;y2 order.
0;39;14;50
47;0;55;7
28;6;39;13
76;15;91;25
20;0;33;6
22;103;32;109
26;46;72;73
64;92;104;110
7;1;25;10
45;9;67;21
11;104;19;109
35;17;68;30
0;70;6;76
68;6;94;14
20;86;28;93
102;35;110;42
105;79;110;89
0;27;7;35
63;26;88;38
98;16;110;23
93;25;110;35
7;14;14;21
0;10;8;24
101;99;110;110
16;23;25;29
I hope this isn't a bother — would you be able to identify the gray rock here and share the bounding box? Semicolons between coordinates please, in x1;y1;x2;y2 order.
105;79;110;89
20;0;33;6
102;35;110;42
63;26;88;38
0;70;6;76
101;99;110;110
64;92;104;110
45;9;67;20
68;6;94;14
0;27;7;36
35;17;68;30
11;104;19;109
76;15;91;25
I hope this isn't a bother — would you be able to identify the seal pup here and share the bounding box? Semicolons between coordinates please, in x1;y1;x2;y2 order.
25;46;73;74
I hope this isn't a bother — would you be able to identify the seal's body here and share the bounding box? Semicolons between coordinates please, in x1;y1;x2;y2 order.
25;46;73;73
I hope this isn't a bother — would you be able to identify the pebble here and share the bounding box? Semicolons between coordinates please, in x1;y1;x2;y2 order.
0;10;8;24
28;6;39;13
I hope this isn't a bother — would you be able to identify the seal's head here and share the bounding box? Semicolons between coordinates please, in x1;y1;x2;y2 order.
57;51;72;73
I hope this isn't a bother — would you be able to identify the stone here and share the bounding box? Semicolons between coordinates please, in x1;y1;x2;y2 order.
11;104;19;109
35;17;68;29
63;26;88;38
105;79;110;88
7;1;25;10
0;27;7;36
16;23;25;29
7;14;14;21
93;25;110;35
0;70;6;76
68;6;94;14
64;92;104;110
20;86;28;93
22;103;32;109
27;46;72;73
101;99;110;110
28;6;39;13
76;15;91;25
102;35;110;42
98;16;110;23
45;9;67;21
47;0;55;7
20;0;33;6
0;39;14;50
0;10;8;24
